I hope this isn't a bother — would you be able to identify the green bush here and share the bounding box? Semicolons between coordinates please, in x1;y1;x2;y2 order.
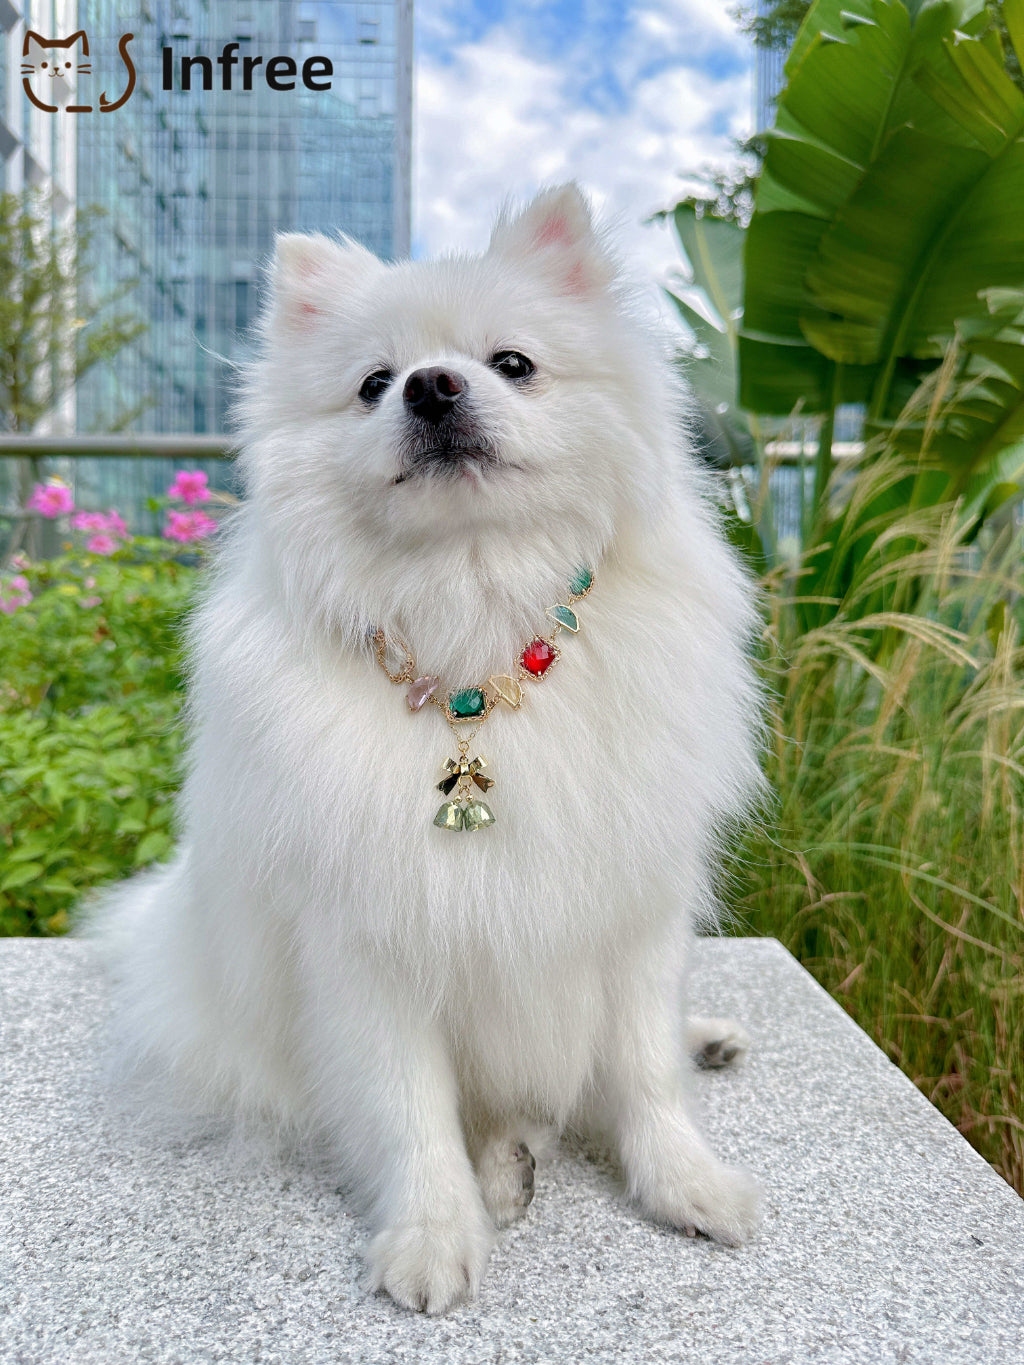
0;542;197;935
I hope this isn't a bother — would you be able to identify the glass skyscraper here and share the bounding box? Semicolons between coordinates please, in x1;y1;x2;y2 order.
1;1;412;519
753;0;786;130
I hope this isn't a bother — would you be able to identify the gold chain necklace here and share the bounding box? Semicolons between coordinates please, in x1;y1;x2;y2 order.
373;566;594;831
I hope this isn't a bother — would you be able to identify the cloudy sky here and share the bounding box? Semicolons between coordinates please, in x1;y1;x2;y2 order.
412;0;755;311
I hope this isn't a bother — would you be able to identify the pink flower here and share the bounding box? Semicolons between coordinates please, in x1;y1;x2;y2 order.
167;470;210;505
9;553;29;571
71;508;131;549
162;509;218;544
0;573;32;615
79;595;102;608
28;481;74;518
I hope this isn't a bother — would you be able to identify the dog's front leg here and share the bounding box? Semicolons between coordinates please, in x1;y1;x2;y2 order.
601;955;762;1246
303;957;493;1314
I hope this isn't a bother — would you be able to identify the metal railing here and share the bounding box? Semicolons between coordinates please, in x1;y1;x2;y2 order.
0;434;236;459
0;435;238;558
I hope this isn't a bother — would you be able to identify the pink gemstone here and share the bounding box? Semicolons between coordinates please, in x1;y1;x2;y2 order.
406;675;440;711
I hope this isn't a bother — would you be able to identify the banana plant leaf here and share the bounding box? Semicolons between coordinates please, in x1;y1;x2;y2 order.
665;204;773;565
666;204;756;466
740;0;1024;453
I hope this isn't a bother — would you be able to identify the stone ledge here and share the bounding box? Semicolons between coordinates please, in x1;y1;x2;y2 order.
1;937;1022;1365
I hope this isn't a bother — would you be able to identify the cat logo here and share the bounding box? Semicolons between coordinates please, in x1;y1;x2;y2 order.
21;30;136;113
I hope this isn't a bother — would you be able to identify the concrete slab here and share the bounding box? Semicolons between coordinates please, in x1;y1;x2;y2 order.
1;936;1021;1364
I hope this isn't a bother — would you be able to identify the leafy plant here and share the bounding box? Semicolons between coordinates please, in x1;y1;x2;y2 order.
668;0;1024;621
667;0;1024;1195
741;0;1024;508
0;187;148;557
734;0;1024;93
0;699;184;935
0;538;200;935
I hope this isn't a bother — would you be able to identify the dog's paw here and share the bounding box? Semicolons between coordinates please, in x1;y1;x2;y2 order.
365;1212;493;1314
686;1016;751;1070
639;1155;762;1247
475;1137;536;1228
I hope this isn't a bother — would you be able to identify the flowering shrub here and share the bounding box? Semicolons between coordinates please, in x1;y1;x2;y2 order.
70;510;131;556
0;469;224;934
0;573;32;615
27;482;74;518
164;508;218;543
167;469;210;505
20;472;218;556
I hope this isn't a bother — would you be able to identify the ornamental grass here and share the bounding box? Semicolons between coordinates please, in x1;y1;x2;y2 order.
728;450;1024;1195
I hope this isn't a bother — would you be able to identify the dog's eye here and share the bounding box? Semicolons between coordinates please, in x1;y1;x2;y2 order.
359;369;393;405
490;351;535;383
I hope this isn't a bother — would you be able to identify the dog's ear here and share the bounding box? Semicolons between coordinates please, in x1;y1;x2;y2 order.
269;232;382;329
487;184;614;296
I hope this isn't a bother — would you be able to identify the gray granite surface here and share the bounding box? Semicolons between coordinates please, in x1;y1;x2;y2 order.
1;936;1022;1364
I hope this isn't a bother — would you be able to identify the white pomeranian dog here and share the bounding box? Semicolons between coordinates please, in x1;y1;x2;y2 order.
89;184;766;1314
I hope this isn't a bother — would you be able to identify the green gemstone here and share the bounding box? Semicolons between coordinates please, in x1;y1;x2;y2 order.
449;687;487;718
462;800;496;831
569;566;593;596
433;801;465;830
546;604;579;632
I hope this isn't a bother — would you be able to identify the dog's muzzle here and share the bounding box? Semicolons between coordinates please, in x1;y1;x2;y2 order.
395;366;499;483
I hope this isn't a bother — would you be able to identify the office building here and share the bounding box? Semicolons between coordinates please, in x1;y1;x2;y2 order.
1;1;413;523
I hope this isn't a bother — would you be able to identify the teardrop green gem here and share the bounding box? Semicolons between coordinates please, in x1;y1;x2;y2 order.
433;801;465;830
569;566;593;596
462;800;496;831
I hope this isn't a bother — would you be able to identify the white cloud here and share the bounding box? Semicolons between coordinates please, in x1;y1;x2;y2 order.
412;1;754;327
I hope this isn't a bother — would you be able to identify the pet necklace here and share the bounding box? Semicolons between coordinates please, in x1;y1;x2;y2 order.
373;566;594;831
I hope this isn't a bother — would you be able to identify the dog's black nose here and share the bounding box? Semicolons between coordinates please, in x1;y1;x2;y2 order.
403;367;467;424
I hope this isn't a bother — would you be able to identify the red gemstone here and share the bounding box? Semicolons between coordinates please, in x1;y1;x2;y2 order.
522;638;556;676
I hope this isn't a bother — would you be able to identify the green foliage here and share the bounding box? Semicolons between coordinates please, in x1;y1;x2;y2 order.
0;702;183;935
665;207;757;458
737;0;1023;92
741;0;1024;429
729;456;1024;1191
0;188;146;435
670;0;1024;604
734;0;815;51
0;545;197;935
667;0;1024;1195
709;2;1024;231
0;187;149;559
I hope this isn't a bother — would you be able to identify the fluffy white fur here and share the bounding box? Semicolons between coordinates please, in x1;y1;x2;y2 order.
87;185;767;1314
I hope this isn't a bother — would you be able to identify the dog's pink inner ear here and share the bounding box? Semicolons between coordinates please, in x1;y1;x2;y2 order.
535;218;595;296
535;214;574;248
491;187;608;297
564;262;589;296
272;233;381;330
274;236;334;328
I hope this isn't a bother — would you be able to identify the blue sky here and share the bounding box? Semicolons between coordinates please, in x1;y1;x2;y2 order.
412;0;755;314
